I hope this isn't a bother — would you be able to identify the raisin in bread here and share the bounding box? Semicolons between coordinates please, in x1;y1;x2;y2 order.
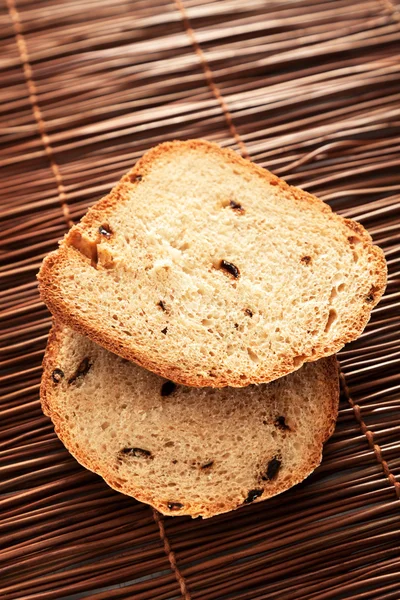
38;140;386;387
41;322;339;518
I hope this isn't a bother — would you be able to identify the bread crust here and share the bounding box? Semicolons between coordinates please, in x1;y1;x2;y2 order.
38;139;387;388
41;322;340;518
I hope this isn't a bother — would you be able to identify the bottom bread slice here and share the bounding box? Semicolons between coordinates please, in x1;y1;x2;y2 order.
41;323;339;518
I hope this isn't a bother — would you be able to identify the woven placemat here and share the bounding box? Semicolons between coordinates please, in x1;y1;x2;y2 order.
1;1;400;598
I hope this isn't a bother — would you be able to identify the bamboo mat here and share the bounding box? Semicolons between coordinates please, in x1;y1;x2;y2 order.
1;0;400;598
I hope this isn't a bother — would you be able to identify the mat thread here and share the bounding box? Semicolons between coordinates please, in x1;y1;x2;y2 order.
152;509;191;600
340;370;400;500
6;0;73;230
174;0;249;159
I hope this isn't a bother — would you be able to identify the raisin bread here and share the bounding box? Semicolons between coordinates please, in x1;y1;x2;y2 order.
38;140;386;387
41;322;339;518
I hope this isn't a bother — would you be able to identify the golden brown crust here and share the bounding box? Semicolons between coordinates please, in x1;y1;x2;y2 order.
38;139;387;388
320;354;340;443
42;323;339;518
40;323;63;418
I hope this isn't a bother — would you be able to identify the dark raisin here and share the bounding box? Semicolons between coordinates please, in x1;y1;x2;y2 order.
245;308;253;317
172;459;178;464
161;327;168;335
157;300;166;311
68;358;91;384
52;368;64;383
220;260;240;279
131;174;142;182
167;502;183;511
244;489;263;504
120;447;152;459
229;199;244;213
274;416;290;431
161;381;177;396
98;224;112;238
201;460;214;470
262;457;281;481
301;256;311;265
234;323;239;329
366;286;378;304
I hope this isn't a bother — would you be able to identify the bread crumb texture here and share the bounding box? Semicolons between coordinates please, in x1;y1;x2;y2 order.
42;323;339;518
38;140;387;387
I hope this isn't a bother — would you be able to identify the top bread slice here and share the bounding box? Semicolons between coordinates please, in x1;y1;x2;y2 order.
38;140;386;387
41;322;339;518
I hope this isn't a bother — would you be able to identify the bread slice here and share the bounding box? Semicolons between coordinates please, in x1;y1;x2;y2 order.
38;140;386;387
41;322;339;518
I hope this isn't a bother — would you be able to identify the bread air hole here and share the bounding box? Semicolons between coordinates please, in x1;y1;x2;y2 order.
182;264;194;275
348;236;362;245
247;347;259;363
68;357;92;385
201;318;213;327
68;231;98;268
293;354;307;367
324;309;338;333
120;447;153;459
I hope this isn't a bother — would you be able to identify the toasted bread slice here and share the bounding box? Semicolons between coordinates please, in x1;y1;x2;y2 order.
38;140;386;387
41;323;339;518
